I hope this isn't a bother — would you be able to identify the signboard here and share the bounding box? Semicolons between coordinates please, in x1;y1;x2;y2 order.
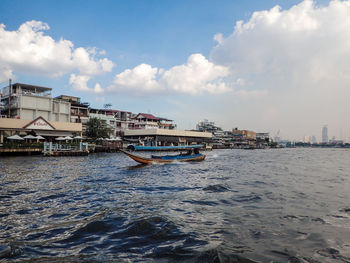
24;117;55;130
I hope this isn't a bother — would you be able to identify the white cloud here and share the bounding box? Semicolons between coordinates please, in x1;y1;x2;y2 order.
69;74;91;91
108;53;231;95
72;48;114;75
93;83;104;94
0;20;114;83
211;0;350;82
213;33;224;45
235;78;246;86
208;0;350;139
95;96;105;103
233;89;268;97
110;63;161;94
69;74;105;94
161;54;230;95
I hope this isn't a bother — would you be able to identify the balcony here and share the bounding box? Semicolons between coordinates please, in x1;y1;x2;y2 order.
71;113;88;117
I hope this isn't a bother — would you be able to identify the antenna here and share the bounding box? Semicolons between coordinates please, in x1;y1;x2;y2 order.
103;103;112;109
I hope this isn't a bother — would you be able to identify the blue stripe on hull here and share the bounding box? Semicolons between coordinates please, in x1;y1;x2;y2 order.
151;154;203;160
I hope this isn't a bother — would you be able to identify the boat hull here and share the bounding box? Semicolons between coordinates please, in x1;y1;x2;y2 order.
120;150;205;165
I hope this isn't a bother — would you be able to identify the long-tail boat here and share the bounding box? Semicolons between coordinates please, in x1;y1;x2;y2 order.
120;145;206;164
126;144;204;151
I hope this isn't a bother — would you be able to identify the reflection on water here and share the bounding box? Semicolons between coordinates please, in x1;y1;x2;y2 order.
1;149;350;262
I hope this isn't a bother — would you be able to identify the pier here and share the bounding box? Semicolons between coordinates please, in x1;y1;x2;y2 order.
0;147;42;156
43;142;89;156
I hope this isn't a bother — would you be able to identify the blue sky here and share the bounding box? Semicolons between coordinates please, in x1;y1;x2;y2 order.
1;0;349;141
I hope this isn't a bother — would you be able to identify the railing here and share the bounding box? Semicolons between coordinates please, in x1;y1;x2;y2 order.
71;113;88;117
43;142;89;153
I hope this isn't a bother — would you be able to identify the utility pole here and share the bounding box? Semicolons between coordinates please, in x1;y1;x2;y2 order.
8;79;12;118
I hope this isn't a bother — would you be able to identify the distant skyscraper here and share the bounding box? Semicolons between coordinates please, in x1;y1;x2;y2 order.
322;125;328;143
311;135;317;144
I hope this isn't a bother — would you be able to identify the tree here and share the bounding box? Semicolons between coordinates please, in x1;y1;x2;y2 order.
85;117;111;140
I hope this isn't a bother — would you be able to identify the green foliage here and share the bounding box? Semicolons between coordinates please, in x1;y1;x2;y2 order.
85;117;111;140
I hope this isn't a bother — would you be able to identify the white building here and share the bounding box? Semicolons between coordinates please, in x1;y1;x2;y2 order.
322;125;328;143
133;113;175;130
1;83;70;122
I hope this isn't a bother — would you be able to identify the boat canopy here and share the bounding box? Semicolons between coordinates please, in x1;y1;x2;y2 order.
127;144;204;151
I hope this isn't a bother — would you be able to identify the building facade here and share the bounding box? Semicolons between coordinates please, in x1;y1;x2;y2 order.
196;119;224;147
1;83;70;122
0;116;82;143
322;125;328;143
114;110;135;136
55;95;89;134
256;132;270;148
133;113;175;130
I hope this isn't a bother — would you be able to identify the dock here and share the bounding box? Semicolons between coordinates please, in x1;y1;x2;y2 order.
43;142;89;156
0;147;42;156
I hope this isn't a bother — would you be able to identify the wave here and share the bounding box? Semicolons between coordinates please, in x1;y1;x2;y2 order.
203;184;230;192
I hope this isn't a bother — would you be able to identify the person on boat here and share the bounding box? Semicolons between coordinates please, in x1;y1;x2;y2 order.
180;150;192;156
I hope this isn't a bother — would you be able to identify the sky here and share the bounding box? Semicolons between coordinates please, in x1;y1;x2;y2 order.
0;0;349;141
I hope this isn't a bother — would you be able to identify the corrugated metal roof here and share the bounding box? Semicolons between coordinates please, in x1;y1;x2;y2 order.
136;113;159;120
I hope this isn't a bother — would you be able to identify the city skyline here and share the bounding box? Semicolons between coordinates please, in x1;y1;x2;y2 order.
1;0;350;141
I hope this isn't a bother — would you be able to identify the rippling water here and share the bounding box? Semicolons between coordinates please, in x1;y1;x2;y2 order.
1;148;350;262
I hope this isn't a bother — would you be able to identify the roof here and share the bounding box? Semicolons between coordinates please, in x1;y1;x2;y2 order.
23;116;55;130
89;108;131;114
13;83;52;92
158;117;173;122
0;118;82;132
124;128;212;138
55;95;80;100
135;113;159;120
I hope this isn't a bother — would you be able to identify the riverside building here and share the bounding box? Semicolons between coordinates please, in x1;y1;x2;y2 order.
1;82;70;121
55;95;89;125
133;113;176;130
196;119;224;147
0;82;82;143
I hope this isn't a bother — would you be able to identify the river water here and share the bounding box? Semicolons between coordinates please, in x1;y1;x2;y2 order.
1;148;350;262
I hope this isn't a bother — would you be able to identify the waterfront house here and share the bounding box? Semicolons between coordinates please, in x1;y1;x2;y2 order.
0;82;83;144
196;119;225;148
1;83;70;122
133;113;176;130
0;116;82;144
55;95;89;134
256;132;270;148
232;129;256;148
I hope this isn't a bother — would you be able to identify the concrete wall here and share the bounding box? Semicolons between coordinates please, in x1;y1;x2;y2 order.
21;96;50;110
21;109;34;120
17;95;70;122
